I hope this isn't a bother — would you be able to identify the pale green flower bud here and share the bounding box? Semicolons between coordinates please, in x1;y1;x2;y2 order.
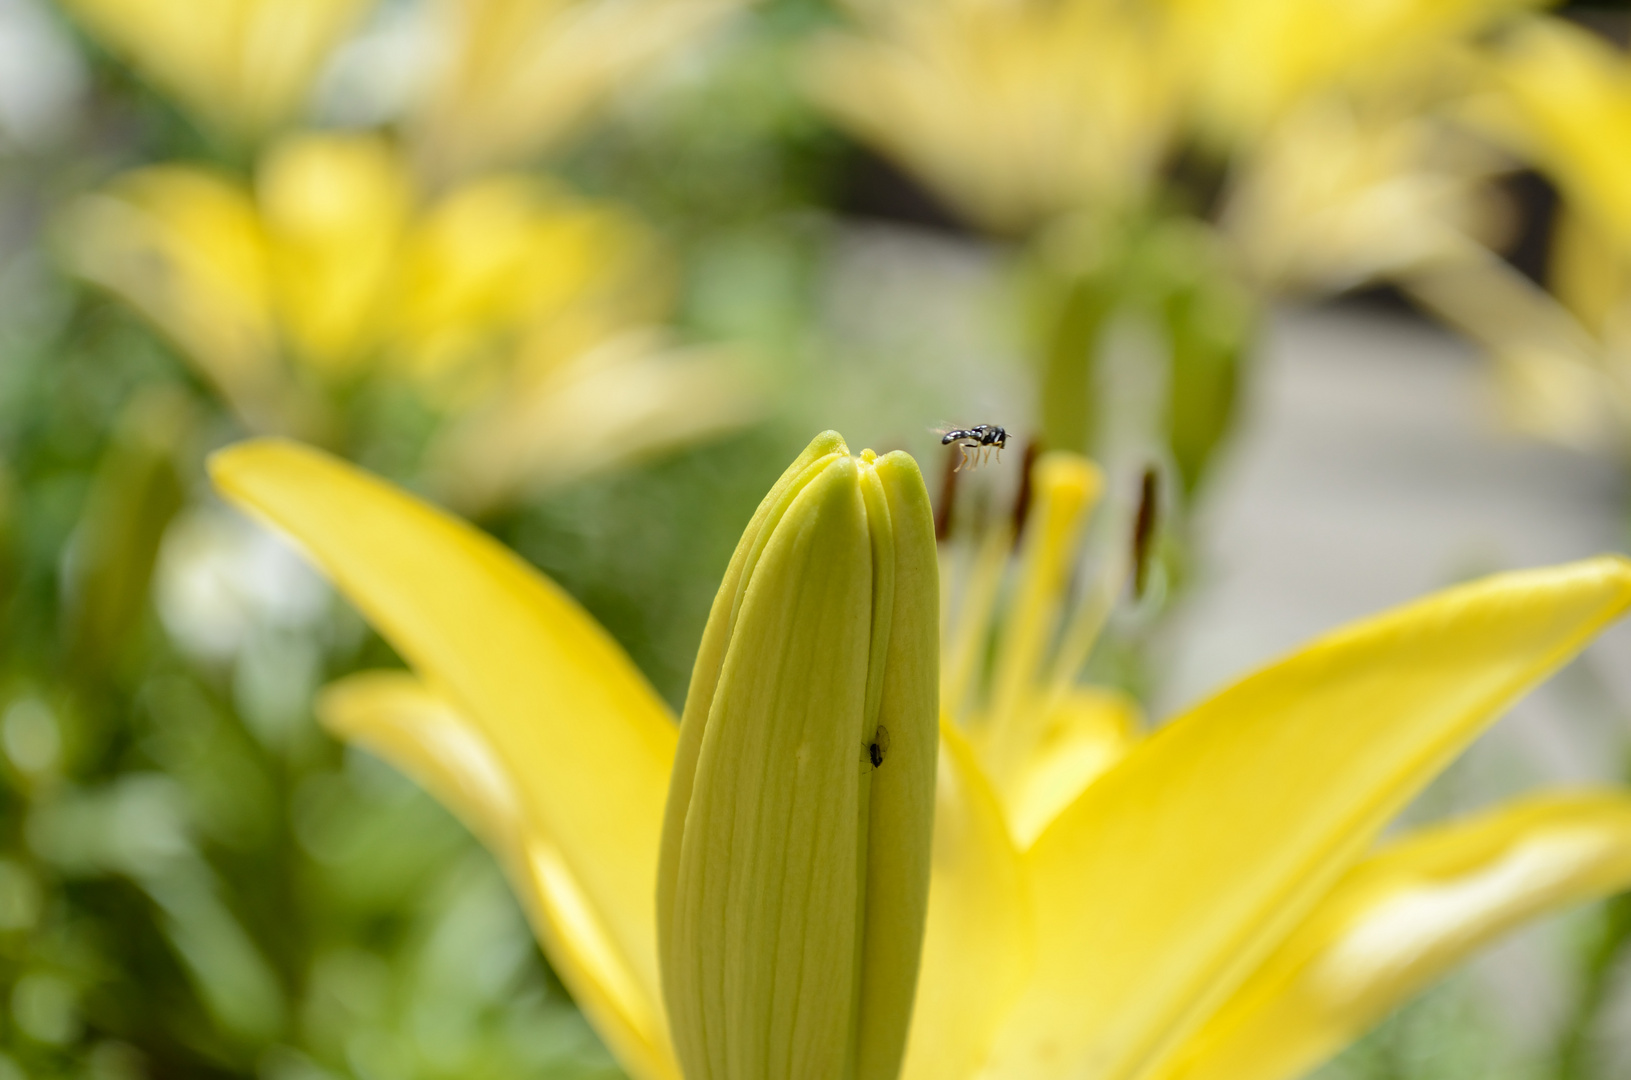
657;431;939;1080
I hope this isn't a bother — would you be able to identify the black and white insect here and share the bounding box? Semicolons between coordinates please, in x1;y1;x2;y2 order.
937;424;1008;471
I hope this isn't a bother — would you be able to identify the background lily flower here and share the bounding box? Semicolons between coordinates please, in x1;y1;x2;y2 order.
804;0;1179;237
800;0;1534;500
212;434;1631;1080
406;0;747;182
1426;16;1631;459
62;129;758;506
57;0;374;141
1160;0;1543;148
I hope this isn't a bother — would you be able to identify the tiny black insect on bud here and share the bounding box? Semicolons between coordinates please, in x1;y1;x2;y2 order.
1132;466;1160;600
868;725;891;768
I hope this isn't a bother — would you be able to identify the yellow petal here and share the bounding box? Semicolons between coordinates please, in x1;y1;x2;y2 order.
984;557;1631;1080
900;719;1034;1080
210;439;679;1077
316;671;677;1080
1156;791;1631;1080
318;671;524;853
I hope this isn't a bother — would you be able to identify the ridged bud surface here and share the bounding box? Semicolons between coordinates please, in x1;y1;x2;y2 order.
657;432;938;1080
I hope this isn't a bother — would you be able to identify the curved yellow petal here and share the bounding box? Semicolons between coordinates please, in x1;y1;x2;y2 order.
317;671;678;1080
984;557;1631;1080
209;439;679;1075
900;719;1034;1080
1155;791;1631;1080
318;671;524;852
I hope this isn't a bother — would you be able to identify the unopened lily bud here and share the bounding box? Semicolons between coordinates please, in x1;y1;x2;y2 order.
657;431;939;1080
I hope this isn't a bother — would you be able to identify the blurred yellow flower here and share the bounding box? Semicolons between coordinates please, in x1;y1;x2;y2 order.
1162;0;1540;146
805;0;1530;244
64;131;757;507
1220;100;1504;297
1415;17;1631;455
58;0;373;140
1483;17;1631;252
804;0;1178;235
212;434;1631;1080
409;0;745;181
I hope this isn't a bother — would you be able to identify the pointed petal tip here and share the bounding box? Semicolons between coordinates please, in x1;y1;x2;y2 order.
1506;553;1631;617
207;436;324;497
1580;552;1631;590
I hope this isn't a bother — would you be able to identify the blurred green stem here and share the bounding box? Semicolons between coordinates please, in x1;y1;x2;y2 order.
1162;275;1253;496
1554;890;1631;1078
64;387;193;673
1036;267;1112;456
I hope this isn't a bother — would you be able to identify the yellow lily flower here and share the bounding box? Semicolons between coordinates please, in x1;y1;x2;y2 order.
1220;100;1504;297
408;0;745;181
63;130;757;506
1481;16;1631;253
1159;0;1541;146
210;433;1631;1080
58;0;373;140
1170;0;1534;300
1414;17;1631;456
803;0;1179;235
804;0;1529;242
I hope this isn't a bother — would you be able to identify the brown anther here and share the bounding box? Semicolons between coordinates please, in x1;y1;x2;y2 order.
1010;439;1043;545
1132;465;1160;599
935;442;961;541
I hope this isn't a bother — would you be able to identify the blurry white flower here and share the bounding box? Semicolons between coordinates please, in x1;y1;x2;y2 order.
0;0;84;149
155;504;330;664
